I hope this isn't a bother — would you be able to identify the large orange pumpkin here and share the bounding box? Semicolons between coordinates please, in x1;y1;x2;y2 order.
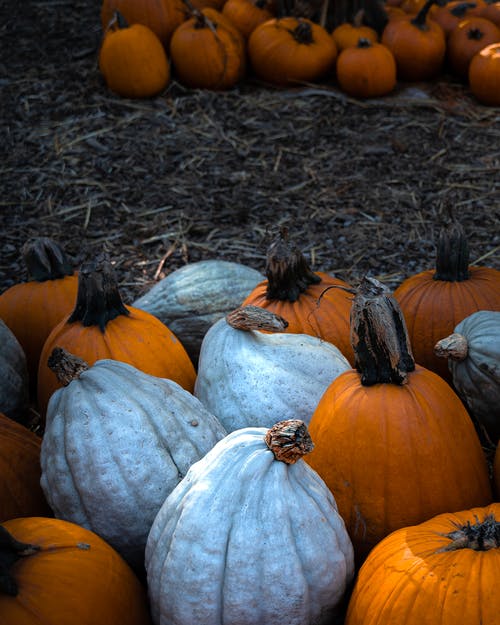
0;517;152;624
345;503;500;625
394;221;500;383
241;227;355;364
37;254;196;420
306;277;493;564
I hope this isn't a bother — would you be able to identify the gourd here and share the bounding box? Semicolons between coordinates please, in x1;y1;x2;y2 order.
394;221;500;383
146;419;355;625
133;259;264;366
306;276;493;564
248;17;338;86
37;253;196;419
446;16;500;79
194;305;351;432
0;320;29;424
0;517;153;625
0;413;51;522
0;237;78;393
242;227;355;364
469;42;500;106
345;503;500;625
40;348;226;569
99;11;170;98
434;310;500;444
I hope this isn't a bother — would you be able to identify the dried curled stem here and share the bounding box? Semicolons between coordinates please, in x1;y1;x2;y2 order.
265;419;314;464
226;305;289;332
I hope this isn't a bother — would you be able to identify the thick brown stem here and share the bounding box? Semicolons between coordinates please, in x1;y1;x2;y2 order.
22;237;74;282
411;0;437;29
434;332;468;362
437;514;500;552
433;222;470;282
350;276;415;385
265;419;314;464
48;347;89;386
226;306;289;332
265;227;321;302
0;526;40;596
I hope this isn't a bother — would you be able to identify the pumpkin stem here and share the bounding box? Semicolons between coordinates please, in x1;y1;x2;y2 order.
411;0;437;29
226;306;289;332
290;20;314;44
434;332;468;362
264;419;314;464
437;514;500;552
22;237;74;282
466;27;485;40
450;1;477;16
48;347;90;386
0;526;40;596
433;222;470;282
67;253;130;332
264;227;321;302
350;276;415;386
357;37;373;48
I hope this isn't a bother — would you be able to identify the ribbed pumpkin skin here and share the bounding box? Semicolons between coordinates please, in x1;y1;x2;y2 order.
345;503;500;625
133;259;264;365
194;316;351;432
0;320;29;423
306;365;493;561
0;414;51;522
146;426;355;625
37;305;196;419
40;359;226;569
0;516;152;625
0;274;78;387
242;271;355;364
394;266;500;381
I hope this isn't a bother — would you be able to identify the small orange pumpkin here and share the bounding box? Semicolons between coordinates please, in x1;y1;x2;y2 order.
332;9;379;51
447;15;500;79
480;0;500;25
248;17;338;86
430;0;486;35
469;42;500;105
222;0;275;39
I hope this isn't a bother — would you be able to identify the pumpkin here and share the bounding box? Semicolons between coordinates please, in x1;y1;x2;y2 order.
99;11;170;98
306;277;493;564
133;259;264;366
241;227;355;364
382;0;446;80
430;0;486;35
332;9;379;51
394;221;500;383
0;413;51;522
222;0;276;38
434;310;500;445
0;237;78;394
345;503;500;625
248;17;338;86
194;305;351;432
170;7;246;89
494;443;500;499
40;348;225;569
146;419;355;625
480;0;500;26
37;253;196;420
0;517;152;624
0;320;29;424
446;16;500;79
100;0;186;47
336;38;397;98
469;42;500;105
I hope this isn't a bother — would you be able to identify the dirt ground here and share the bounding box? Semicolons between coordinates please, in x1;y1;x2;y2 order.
1;0;499;303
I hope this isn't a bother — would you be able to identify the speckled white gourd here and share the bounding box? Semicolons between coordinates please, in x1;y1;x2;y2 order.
133;260;264;364
40;358;227;568
0;319;29;422
194;316;351;432
146;425;355;625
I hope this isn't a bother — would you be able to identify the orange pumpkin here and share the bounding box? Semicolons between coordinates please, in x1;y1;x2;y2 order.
430;0;487;35
222;0;275;39
345;503;500;625
480;0;500;25
99;12;170;98
306;277;493;564
0;238;78;393
241;227;355;364
0;414;51;522
37;254;196;420
469;42;500;105
494;442;500;499
382;0;446;80
447;15;500;79
332;10;379;51
0;517;152;624
394;222;500;383
170;8;246;89
248;17;338;86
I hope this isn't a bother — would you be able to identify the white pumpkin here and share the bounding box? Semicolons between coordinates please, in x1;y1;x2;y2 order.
40;349;227;569
0;318;29;423
146;419;355;625
133;259;264;365
194;306;351;432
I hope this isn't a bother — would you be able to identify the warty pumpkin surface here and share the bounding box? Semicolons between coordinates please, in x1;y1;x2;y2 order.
345;503;500;625
0;516;152;625
146;419;355;625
